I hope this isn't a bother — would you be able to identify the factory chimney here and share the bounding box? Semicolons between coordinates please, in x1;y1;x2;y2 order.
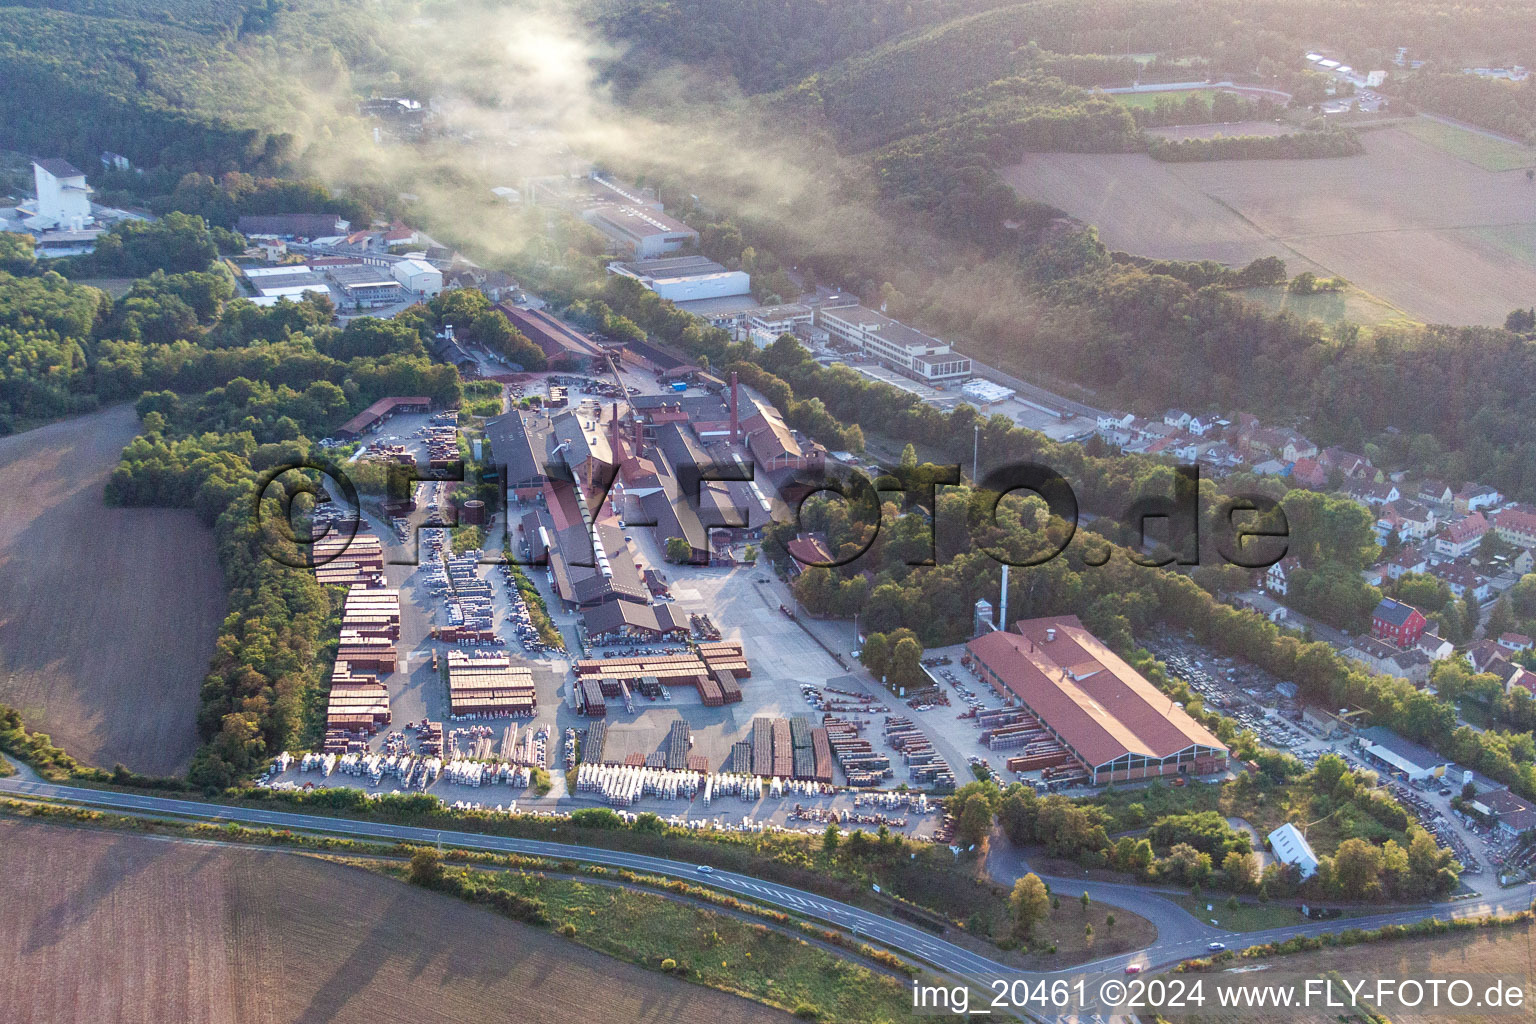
998;564;1009;632
729;371;740;442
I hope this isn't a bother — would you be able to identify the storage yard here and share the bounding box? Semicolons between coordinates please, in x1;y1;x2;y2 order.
0;405;225;775
0;818;790;1024
261;376;959;837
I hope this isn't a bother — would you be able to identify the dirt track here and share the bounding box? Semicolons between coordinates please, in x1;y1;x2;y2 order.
1003;124;1536;325
0;405;224;774
0;819;790;1024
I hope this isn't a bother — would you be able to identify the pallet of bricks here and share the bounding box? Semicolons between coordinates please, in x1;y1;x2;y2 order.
730;739;754;774
789;714;816;781
581;721;609;764
445;651;536;717
751;717;775;777
342;586;400;640
665;720;691;771
885;716;951;786
823;714;890;785
697;641;750;677
771;718;793;778
324;660;391;752
810;727;834;784
312;531;386;587
579;678;607;716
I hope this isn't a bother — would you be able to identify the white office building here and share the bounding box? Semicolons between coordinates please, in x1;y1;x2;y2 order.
816;303;972;383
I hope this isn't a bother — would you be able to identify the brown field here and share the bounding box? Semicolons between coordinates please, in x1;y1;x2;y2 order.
1171;920;1536;1023
1003;121;1536;325
0;819;791;1024
0;404;224;774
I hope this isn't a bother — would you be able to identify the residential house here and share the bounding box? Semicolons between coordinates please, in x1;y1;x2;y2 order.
1434;512;1489;558
1320;446;1376;481
1195;442;1244;475
1415;632;1455;662
1345;479;1400;506
1453;483;1503;514
1164;409;1192;430
1242;426;1290;459
1187;416;1211;437
1471;788;1536;838
1385;545;1429;581
1465;640;1509;673
1282;435;1319;463
1418;480;1454;505
1372;598;1427;647
1265;556;1303;597
1376;499;1436;543
1427;561;1491;602
1490;505;1536;549
1516;549;1536;575
1096;413;1136;446
1499;633;1534;653
1343;636;1431;685
1290;457;1329;489
1253;458;1288;476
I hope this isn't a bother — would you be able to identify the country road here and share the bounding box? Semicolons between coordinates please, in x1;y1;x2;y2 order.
3;774;1533;980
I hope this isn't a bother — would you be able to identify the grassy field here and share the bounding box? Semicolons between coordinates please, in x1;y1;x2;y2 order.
1169;920;1535;1023
0;818;793;1024
1398;117;1536;172
0;405;225;774
429;867;916;1022
1002;124;1536;325
1111;88;1215;109
1234;282;1416;328
1168;893;1377;932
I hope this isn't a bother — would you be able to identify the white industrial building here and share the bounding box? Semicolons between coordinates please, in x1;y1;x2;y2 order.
25;159;94;231
391;257;442;296
1267;823;1319;879
588;205;699;258
607;254;750;302
816;303;972;383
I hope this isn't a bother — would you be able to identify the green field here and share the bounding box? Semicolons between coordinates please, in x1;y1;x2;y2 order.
1399;117;1536;171
429;867;918;1023
1235;283;1417;329
1111;89;1216;109
1168;893;1377;932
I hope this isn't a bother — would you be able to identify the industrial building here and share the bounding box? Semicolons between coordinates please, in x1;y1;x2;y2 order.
495;303;606;370
25;159;93;231
607;254;750;302
328;264;405;307
391;256;443;296
1355;725;1450;782
334;396;432;439
965;615;1228;785
588;205;699;258
1267;822;1319;878
236;213;350;238
816;303;973;383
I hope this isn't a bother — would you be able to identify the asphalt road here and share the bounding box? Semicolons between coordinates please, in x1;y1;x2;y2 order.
4;774;1533;980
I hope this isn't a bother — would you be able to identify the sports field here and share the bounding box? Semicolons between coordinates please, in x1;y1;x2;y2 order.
0;819;791;1024
1111;88;1218;109
1003;119;1536;325
0;405;225;774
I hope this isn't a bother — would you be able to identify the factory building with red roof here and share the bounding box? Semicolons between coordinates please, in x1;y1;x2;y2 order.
966;615;1228;785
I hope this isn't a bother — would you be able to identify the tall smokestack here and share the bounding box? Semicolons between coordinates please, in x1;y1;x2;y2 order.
609;402;620;456
633;411;642;451
998;564;1009;631
729;371;740;442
